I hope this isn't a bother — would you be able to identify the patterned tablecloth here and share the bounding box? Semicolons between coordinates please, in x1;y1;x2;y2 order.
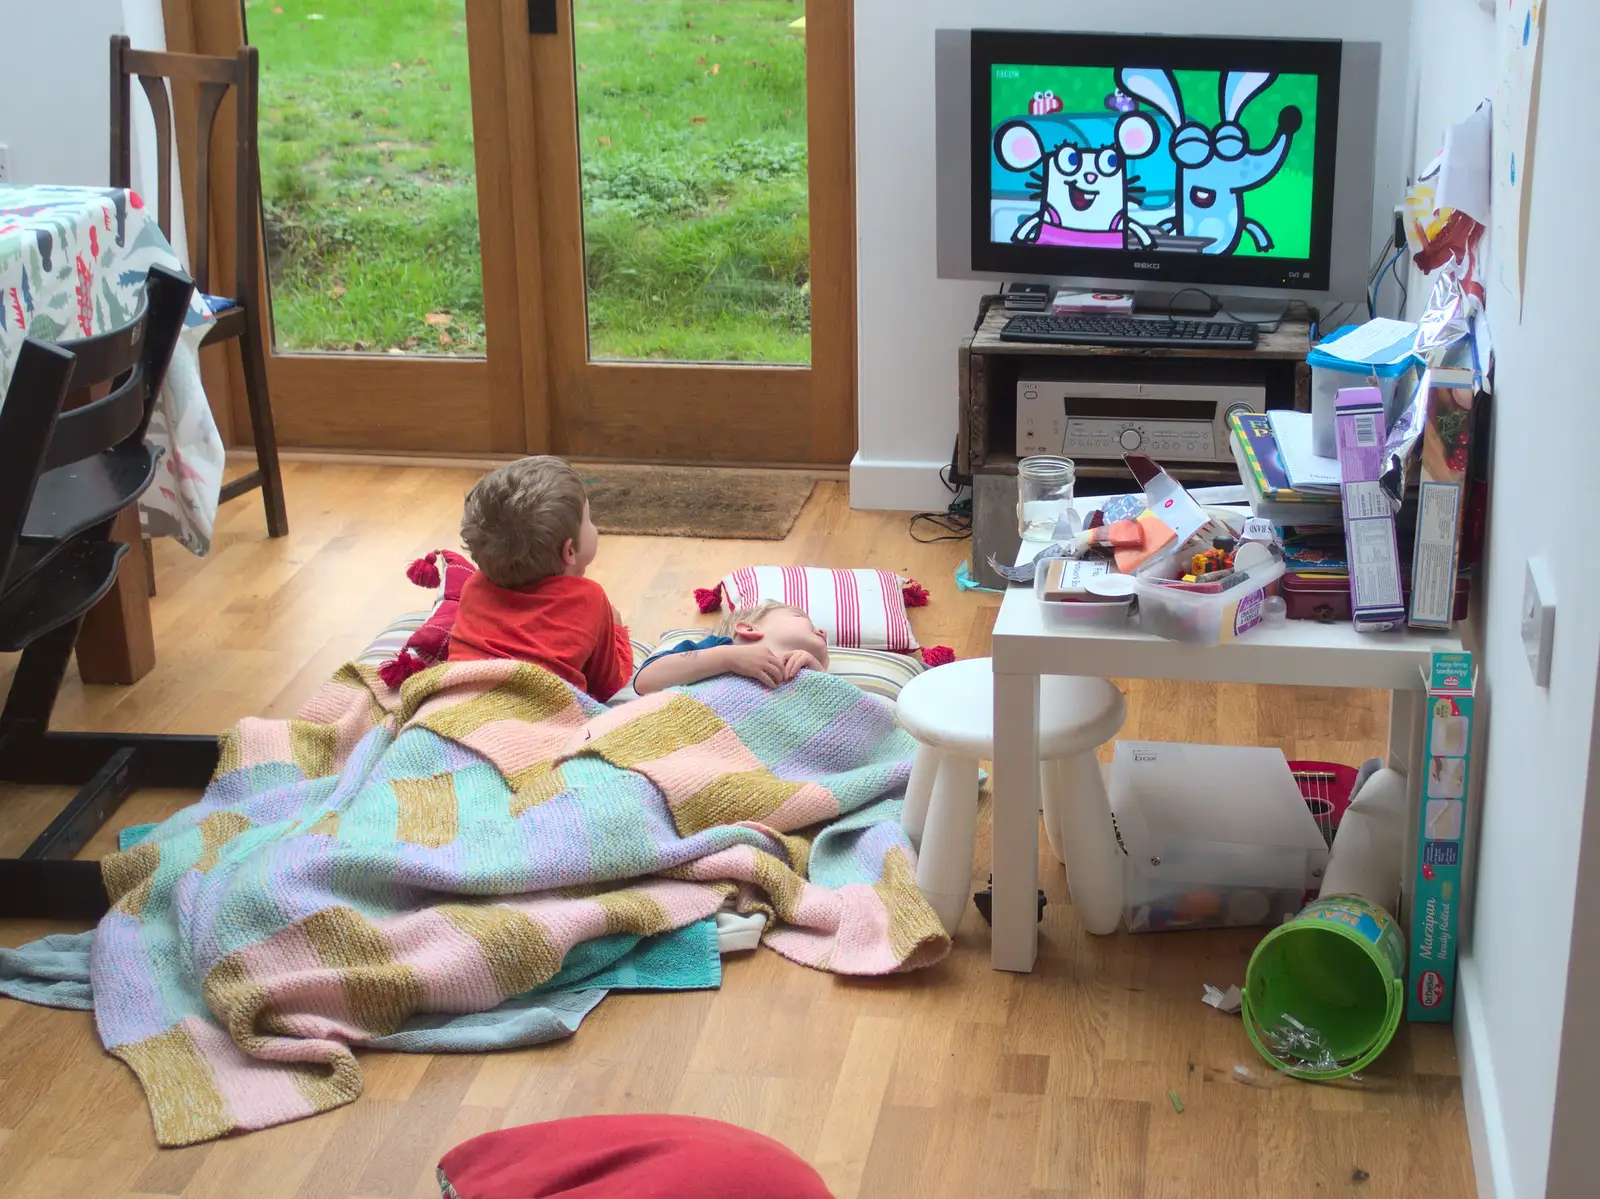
0;185;225;555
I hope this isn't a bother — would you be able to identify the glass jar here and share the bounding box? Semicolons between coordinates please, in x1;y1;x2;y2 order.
1016;455;1076;542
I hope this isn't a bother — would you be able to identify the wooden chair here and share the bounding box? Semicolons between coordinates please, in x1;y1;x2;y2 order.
110;34;288;538
0;266;220;920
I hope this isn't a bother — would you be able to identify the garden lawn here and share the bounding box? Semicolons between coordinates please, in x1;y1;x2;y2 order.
249;0;809;362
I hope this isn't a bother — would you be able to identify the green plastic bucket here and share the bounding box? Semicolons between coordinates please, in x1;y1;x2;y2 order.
1241;894;1406;1080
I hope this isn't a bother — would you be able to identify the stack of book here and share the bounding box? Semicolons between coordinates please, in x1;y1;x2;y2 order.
1228;410;1344;527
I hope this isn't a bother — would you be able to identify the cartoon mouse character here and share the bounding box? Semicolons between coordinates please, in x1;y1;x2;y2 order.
1113;67;1302;254
993;118;1158;250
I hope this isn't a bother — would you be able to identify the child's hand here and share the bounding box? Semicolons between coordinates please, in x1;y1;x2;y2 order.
610;603;623;623
781;650;823;681
725;642;786;688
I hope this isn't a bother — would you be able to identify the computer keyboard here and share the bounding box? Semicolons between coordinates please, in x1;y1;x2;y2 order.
999;313;1260;349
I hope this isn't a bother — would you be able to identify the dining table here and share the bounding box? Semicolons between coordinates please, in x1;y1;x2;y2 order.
0;183;226;684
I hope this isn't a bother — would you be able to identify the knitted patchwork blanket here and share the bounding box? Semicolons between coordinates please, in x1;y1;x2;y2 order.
91;660;947;1146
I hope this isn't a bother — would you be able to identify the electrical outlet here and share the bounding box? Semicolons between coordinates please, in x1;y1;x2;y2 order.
0;144;10;184
1522;559;1555;687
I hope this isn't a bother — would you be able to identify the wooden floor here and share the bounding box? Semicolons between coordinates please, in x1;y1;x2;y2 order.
0;463;1475;1198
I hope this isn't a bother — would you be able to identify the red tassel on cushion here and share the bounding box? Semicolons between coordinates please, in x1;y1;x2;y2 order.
694;585;723;613
902;580;930;608
408;622;450;660
921;645;955;667
379;651;425;689
406;551;441;589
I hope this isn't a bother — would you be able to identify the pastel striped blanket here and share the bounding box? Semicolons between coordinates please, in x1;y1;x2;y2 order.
91;660;948;1145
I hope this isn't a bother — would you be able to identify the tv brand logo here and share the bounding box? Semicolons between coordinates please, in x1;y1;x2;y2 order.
1132;262;1161;271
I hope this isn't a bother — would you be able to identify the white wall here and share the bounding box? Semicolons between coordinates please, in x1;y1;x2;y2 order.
851;2;1413;511
1404;2;1600;1196
0;0;183;256
0;0;125;186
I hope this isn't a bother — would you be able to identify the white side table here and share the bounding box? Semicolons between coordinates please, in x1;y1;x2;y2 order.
988;532;1466;972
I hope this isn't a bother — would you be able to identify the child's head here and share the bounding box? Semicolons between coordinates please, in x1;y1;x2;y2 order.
461;456;599;589
715;601;830;669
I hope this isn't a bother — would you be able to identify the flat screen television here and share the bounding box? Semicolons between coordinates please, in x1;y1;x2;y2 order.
948;30;1378;303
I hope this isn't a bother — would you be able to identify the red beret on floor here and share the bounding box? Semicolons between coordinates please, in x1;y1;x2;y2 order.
437;1115;835;1199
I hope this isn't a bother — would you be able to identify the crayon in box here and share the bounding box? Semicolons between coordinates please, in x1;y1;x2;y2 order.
1407;650;1475;1022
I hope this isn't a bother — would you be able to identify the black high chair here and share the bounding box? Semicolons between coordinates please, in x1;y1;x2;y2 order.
0;265;221;920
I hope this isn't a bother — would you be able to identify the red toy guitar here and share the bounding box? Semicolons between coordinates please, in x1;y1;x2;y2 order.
1289;760;1359;848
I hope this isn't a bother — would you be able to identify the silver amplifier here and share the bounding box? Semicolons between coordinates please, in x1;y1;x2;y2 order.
1016;379;1265;464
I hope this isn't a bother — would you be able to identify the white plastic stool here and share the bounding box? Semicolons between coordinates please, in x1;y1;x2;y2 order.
895;657;1125;935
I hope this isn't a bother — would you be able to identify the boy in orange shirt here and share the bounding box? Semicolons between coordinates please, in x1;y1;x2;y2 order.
448;456;634;703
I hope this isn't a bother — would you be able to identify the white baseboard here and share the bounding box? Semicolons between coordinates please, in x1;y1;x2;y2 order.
848;453;956;512
1458;957;1515;1198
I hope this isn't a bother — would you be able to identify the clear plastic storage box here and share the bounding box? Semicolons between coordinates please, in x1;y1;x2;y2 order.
1134;560;1285;646
1110;741;1331;933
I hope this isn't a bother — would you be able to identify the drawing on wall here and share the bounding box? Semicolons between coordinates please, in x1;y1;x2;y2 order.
1492;0;1546;313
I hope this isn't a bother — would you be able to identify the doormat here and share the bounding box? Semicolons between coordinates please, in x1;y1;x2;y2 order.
580;465;817;540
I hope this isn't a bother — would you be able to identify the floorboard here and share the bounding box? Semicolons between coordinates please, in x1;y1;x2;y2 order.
0;463;1475;1197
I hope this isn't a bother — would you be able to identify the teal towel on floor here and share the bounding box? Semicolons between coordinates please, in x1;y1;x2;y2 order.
557;916;722;994
7;825;718;1031
0;919;719;1018
0;931;96;1011
367;919;722;1053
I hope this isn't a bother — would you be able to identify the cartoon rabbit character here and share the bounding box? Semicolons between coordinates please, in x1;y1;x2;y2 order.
1114;67;1303;254
993;118;1158;250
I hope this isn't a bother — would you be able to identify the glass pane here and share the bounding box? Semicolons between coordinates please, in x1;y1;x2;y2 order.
245;0;485;355
574;0;809;364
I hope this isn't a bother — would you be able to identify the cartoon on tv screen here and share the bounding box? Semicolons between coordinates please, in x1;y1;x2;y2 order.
989;64;1318;259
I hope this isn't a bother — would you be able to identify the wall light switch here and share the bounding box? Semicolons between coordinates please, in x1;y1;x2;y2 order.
1522;558;1555;687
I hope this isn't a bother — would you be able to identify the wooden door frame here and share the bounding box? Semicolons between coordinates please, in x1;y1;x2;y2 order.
164;0;525;455
164;0;855;466
524;0;856;467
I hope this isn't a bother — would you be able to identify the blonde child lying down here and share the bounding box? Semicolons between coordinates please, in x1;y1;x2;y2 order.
632;602;829;695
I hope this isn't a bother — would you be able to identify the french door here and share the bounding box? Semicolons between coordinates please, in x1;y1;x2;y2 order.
169;0;854;466
522;0;855;464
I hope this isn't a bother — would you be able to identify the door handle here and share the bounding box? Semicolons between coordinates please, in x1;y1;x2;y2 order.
528;0;557;34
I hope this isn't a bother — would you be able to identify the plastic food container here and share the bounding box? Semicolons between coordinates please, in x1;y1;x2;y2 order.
1033;569;1132;628
1282;568;1471;624
1110;742;1331;934
1308;325;1419;458
1134;559;1286;645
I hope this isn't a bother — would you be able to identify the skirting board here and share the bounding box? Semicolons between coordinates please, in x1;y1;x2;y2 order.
1458;957;1516;1198
849;453;958;513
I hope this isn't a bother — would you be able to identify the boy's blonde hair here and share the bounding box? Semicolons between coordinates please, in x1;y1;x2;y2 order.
713;601;809;640
461;456;587;588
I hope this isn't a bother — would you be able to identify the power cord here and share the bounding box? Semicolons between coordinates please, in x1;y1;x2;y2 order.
973;292;1005;332
1316;300;1357;338
1163;287;1283;332
1370;245;1405;318
1388;250;1409;317
1366;233;1401;318
909;463;972;543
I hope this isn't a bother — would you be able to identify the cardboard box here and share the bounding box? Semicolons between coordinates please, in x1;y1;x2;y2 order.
1407;651;1475;1021
1408;366;1478;629
1334;387;1406;631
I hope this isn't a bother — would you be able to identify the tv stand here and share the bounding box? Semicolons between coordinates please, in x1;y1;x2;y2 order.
959;300;1314;589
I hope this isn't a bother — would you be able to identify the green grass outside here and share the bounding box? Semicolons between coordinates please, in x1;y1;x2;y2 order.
247;0;810;362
